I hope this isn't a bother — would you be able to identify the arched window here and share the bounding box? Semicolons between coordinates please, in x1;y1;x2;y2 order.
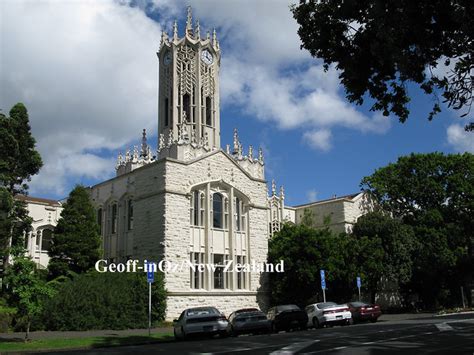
164;98;169;127
111;203;118;234
205;97;212;126
213;193;223;229
41;229;53;252
127;200;134;231
183;93;190;122
235;197;242;231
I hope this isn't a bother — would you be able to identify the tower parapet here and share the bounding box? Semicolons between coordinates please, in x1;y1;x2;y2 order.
116;129;154;176
226;128;265;179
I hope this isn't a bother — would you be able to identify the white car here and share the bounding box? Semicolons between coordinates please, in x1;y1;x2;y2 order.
305;302;352;328
173;306;229;340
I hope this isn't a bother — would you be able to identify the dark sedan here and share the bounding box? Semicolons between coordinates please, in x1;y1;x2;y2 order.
227;308;272;336
347;301;382;323
267;304;308;332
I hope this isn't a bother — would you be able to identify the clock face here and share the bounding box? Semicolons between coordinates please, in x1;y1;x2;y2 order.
163;52;172;66
201;49;213;65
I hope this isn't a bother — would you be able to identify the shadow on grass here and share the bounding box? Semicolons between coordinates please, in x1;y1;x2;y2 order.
90;334;174;349
0;333;174;353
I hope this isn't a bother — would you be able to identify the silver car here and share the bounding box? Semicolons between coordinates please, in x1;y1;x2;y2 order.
173;306;229;340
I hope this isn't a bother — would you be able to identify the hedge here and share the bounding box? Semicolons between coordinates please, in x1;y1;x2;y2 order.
42;271;166;331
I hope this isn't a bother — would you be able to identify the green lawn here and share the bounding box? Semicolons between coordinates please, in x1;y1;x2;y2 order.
0;332;173;353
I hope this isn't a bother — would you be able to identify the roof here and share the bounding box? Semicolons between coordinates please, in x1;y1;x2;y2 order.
291;192;362;209
15;195;62;207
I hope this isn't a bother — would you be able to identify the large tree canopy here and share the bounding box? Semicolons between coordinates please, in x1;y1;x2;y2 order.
361;152;473;306
292;0;474;129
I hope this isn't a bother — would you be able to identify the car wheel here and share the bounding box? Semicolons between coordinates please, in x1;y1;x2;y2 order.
370;318;378;323
313;317;320;329
173;328;180;340
271;322;278;333
300;323;308;331
181;326;187;340
348;318;354;325
219;330;228;338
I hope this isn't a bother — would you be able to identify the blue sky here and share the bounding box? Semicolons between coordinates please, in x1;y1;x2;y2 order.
1;0;472;206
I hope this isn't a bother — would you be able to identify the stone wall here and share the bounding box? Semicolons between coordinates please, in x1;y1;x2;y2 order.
166;292;269;319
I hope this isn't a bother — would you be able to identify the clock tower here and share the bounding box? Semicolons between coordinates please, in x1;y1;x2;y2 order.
157;7;221;160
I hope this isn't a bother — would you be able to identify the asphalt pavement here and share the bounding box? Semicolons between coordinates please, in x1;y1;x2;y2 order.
45;313;474;354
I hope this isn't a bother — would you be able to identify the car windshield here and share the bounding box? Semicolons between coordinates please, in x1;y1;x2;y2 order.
186;307;218;316
277;305;300;312
317;302;338;309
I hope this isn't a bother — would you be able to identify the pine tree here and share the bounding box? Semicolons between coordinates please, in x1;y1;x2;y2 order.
0;103;42;272
48;186;101;279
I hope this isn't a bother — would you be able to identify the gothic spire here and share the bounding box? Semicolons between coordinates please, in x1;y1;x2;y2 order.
258;147;264;164
141;129;148;157
212;28;217;48
173;20;178;41
271;180;276;196
186;6;193;36
195;20;201;39
233;128;239;154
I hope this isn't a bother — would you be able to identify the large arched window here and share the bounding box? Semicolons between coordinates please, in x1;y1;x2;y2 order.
41;229;53;252
213;193;223;229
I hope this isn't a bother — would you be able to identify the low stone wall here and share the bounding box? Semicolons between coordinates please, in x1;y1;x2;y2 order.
166;291;269;320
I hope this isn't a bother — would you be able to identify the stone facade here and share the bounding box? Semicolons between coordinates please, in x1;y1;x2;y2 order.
290;192;375;234
90;8;271;319
16;195;63;269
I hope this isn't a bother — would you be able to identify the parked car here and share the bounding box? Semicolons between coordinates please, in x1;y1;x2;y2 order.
227;308;272;336
305;302;352;328
173;306;228;340
347;301;381;323
267;304;308;332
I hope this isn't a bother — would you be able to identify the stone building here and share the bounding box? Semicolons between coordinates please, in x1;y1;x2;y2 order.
16;195;63;269
90;8;269;319
17;8;376;319
270;192;375;235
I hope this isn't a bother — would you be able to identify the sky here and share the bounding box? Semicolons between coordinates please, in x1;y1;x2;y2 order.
1;0;472;206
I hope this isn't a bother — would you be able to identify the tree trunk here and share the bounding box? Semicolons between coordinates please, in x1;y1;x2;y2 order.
25;319;30;342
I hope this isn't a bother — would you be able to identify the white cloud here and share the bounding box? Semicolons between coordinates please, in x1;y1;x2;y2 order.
447;124;474;153
306;189;317;202
303;129;332;152
0;0;164;196
1;0;392;196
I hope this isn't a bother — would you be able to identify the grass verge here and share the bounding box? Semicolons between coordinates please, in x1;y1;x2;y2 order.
0;332;173;353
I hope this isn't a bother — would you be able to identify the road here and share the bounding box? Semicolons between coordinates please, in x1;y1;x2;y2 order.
49;313;474;354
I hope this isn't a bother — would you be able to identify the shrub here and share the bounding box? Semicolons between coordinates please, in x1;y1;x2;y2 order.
0;299;16;332
42;271;166;330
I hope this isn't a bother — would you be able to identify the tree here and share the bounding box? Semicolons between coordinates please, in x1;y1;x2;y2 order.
361;152;474;307
352;212;416;302
292;1;474;129
0;104;42;278
268;223;336;306
4;256;54;340
48;186;101;279
0;103;43;194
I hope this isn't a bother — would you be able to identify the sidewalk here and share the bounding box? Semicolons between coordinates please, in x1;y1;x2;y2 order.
0;326;173;341
378;312;436;322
